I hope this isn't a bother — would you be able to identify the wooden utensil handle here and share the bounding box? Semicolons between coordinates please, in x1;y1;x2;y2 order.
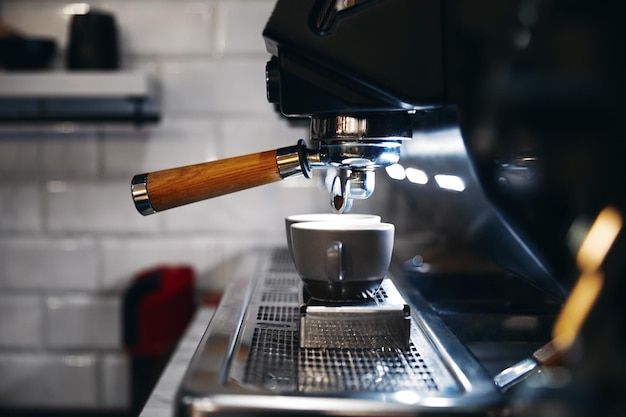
132;150;281;214
532;339;563;366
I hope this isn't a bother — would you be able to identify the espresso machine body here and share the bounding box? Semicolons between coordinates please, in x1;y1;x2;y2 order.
263;0;624;294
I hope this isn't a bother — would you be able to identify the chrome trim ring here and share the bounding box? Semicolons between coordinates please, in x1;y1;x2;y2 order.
131;173;156;215
310;112;412;141
276;139;312;179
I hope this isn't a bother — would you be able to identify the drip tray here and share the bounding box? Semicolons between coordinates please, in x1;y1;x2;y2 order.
176;248;502;416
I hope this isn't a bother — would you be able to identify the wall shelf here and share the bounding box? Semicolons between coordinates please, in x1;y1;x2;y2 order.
0;70;160;124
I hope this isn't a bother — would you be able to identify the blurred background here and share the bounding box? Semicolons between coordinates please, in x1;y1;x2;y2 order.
0;0;332;414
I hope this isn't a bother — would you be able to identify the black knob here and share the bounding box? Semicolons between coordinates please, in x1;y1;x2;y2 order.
265;58;280;104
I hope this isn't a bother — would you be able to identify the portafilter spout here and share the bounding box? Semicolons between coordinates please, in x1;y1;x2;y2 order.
312;112;411;212
130;112;411;215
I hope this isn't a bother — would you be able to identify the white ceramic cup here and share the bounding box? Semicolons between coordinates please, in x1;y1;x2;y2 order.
290;221;394;300
285;213;381;261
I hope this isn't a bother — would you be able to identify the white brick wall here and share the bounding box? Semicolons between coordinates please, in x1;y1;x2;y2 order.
0;237;100;291
0;295;44;348
0;353;100;408
0;0;330;411
44;295;121;349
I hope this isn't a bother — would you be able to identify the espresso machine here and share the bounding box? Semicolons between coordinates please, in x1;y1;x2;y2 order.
131;0;626;415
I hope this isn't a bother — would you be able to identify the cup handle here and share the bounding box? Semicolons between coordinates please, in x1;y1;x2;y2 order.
326;241;343;282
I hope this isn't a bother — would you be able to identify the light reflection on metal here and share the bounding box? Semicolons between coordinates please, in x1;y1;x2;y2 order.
393;390;422;405
315;0;373;34
385;165;429;185
406;168;428;185
406;128;467;156
493;357;537;390
434;174;465;192
553;206;623;351
385;164;406;180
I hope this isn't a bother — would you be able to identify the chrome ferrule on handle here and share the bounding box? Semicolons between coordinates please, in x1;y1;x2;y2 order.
131;173;156;215
276;139;312;179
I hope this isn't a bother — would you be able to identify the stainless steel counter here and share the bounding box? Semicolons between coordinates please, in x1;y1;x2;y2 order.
139;307;215;417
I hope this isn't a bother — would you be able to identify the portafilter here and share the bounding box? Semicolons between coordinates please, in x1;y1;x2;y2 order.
131;112;411;215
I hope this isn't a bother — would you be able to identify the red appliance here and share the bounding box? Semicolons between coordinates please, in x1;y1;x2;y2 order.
123;265;196;413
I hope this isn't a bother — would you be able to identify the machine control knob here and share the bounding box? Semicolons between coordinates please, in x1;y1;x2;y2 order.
265;58;281;104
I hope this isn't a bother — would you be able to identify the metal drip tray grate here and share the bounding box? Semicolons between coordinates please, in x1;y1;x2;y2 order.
231;249;458;394
244;327;297;391
177;248;501;416
298;346;438;392
256;305;299;322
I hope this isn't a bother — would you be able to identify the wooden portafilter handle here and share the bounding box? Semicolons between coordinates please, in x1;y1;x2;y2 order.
131;140;310;215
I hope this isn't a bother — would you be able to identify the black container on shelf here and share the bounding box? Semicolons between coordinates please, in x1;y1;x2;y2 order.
66;10;120;70
0;35;57;70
